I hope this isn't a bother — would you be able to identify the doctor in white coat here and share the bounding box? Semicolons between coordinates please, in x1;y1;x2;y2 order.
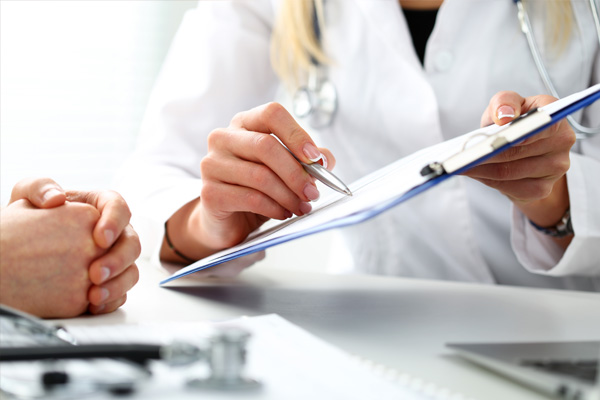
116;0;600;290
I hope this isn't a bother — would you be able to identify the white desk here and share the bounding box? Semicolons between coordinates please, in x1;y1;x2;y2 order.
57;260;600;400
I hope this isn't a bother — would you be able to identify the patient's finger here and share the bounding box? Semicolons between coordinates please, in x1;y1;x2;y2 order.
88;263;139;306
88;295;127;315
10;177;66;208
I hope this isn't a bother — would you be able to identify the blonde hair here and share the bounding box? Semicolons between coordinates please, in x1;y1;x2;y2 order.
270;0;328;90
270;0;574;89
543;0;574;57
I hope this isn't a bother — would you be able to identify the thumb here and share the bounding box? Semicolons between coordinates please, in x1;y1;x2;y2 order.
9;177;66;208
481;91;525;127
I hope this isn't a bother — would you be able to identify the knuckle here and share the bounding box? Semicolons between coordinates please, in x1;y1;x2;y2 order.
64;289;90;316
503;146;524;161
76;203;101;224
129;264;140;286
131;238;142;260
262;102;286;120
533;182;553;200
118;294;128;309
494;163;513;181
230;111;246;127
10;177;44;201
537;95;558;106
287;168;308;192
12;178;31;193
200;183;219;208
559;127;577;149
111;192;131;219
244;190;265;211
250;164;273;187
110;252;126;272
287;125;308;144
200;154;218;177
254;133;277;153
206;128;226;150
548;156;570;176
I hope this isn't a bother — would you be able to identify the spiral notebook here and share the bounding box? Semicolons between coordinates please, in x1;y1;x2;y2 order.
161;84;600;285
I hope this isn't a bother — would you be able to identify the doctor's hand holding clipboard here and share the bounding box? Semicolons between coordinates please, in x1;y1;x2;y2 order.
463;92;576;250
115;0;600;289
159;89;577;268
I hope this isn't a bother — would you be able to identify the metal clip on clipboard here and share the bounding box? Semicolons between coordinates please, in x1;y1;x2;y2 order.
420;109;552;179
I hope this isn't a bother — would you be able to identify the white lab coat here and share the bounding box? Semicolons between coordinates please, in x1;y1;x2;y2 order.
116;0;600;290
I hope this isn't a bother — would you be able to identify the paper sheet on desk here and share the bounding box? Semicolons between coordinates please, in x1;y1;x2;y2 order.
66;314;443;400
161;84;600;285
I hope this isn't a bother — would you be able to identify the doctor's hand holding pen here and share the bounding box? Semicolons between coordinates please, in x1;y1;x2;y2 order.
0;178;140;318
160;102;336;265
463;91;576;249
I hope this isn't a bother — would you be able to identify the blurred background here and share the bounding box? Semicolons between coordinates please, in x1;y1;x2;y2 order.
1;0;197;204
1;0;343;273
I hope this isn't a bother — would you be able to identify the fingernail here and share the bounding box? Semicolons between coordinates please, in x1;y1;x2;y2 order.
283;210;293;219
42;188;62;203
104;229;115;246
303;143;322;162
303;183;320;201
99;266;111;283
299;202;312;215
100;288;110;302
320;154;328;170
497;105;515;120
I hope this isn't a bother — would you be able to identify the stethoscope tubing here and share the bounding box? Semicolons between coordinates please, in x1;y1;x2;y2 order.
295;0;600;137
515;0;600;139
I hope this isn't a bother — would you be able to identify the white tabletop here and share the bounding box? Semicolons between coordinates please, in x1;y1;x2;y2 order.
56;259;600;400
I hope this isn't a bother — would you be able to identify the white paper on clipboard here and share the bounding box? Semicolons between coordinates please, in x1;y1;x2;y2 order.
161;84;600;285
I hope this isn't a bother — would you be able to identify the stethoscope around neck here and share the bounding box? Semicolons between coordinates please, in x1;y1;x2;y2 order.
291;3;337;129
513;0;600;139
292;0;600;138
292;63;338;129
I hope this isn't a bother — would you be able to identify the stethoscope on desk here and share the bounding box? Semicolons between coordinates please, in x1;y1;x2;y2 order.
292;0;600;138
0;305;260;399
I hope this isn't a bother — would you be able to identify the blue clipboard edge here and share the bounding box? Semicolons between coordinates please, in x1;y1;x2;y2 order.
160;87;600;285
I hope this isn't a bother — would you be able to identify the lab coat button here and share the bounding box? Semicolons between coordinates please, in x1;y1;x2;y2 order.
434;51;453;72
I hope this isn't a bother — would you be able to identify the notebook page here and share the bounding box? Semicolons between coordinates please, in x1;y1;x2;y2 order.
66;314;469;400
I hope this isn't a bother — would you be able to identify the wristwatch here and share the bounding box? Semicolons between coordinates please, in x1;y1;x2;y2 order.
529;208;574;238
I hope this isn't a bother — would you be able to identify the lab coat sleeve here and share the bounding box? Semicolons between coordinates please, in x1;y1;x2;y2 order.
511;154;600;276
510;48;600;277
113;1;279;265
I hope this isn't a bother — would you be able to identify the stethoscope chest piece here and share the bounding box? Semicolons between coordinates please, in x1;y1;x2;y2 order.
186;326;261;391
293;77;338;128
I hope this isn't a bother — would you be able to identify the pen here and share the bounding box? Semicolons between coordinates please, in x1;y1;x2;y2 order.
0;304;77;345
286;148;352;196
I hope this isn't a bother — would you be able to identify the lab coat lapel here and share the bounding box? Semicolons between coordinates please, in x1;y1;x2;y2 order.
351;0;445;152
353;0;421;69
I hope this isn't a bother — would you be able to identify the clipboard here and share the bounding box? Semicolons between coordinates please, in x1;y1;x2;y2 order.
160;84;600;285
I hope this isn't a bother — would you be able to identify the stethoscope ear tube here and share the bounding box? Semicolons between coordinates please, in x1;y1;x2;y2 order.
515;0;600;139
294;0;600;136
